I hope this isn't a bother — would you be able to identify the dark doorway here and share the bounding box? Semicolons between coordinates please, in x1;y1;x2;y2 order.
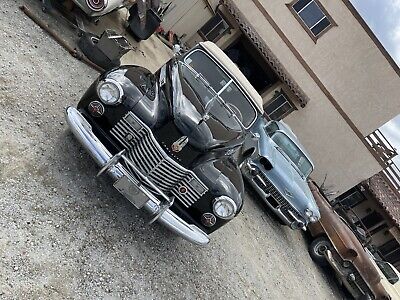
224;36;279;94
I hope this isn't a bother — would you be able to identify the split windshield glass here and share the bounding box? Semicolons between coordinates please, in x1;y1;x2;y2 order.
180;63;242;130
182;49;256;128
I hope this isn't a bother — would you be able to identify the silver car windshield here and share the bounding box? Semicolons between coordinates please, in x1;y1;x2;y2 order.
271;131;313;178
182;50;257;128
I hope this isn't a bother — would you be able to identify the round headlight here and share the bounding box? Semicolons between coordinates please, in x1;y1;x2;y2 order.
305;208;313;218
97;79;123;105
309;215;318;223
213;196;237;220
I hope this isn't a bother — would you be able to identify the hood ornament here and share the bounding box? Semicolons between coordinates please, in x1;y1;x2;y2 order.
172;136;189;153
284;189;294;198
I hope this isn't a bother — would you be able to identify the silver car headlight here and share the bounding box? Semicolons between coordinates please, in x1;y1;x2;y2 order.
305;208;319;223
97;79;123;105
305;208;313;218
213;196;237;220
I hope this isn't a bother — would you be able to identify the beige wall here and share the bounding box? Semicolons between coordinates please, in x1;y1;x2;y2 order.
161;0;212;42
254;0;400;136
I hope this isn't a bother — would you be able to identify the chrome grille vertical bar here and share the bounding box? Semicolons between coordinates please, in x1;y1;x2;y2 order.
109;112;208;207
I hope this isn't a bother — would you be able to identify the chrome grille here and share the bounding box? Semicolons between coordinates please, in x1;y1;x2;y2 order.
254;172;304;222
110;112;208;207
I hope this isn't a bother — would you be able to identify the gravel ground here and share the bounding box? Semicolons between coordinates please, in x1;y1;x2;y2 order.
0;1;343;299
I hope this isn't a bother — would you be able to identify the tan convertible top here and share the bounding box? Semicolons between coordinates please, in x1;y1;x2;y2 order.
199;41;264;113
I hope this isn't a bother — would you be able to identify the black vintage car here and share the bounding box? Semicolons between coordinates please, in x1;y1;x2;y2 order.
65;42;264;245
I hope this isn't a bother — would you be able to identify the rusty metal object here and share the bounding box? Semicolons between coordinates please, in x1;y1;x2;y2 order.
308;181;390;299
19;5;104;73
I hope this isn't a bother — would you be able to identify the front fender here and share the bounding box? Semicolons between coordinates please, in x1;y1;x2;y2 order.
193;152;244;212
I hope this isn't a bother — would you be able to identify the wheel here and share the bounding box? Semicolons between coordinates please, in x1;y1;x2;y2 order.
309;236;331;266
78;32;121;70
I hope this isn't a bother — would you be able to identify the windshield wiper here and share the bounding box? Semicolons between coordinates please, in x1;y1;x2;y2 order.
182;63;244;131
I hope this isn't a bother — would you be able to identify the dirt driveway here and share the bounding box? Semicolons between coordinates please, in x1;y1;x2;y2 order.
0;1;343;299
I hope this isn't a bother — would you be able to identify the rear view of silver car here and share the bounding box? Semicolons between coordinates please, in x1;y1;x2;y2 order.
242;118;320;230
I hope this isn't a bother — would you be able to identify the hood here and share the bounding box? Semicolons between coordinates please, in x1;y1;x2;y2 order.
254;122;319;218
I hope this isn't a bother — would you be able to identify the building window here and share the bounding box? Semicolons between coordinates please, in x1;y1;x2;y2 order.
335;187;366;208
356;210;384;232
378;239;400;266
264;90;295;120
199;12;231;42
288;0;335;41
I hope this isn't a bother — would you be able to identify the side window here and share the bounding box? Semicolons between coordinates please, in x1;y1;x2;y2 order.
288;0;335;41
375;260;399;284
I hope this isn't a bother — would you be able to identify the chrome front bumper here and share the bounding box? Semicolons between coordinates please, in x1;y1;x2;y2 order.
65;107;209;246
242;162;306;230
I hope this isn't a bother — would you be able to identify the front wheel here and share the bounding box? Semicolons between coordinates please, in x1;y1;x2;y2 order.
309;236;331;266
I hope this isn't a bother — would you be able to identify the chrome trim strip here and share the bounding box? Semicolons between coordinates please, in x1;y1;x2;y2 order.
65;107;209;246
183;49;258;129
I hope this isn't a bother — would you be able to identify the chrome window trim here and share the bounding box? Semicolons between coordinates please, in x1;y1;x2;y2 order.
183;49;258;129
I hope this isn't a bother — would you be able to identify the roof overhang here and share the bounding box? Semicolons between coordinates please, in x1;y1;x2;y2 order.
222;0;310;108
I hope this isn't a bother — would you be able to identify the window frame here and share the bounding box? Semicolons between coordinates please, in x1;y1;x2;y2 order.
287;0;337;43
264;89;296;121
198;10;232;43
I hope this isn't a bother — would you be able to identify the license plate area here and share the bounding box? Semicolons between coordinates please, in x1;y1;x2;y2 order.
113;175;148;209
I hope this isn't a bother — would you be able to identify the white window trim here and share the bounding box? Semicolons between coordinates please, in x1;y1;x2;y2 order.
295;0;330;34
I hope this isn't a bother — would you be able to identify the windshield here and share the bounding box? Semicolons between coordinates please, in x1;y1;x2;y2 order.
182;50;257;128
179;62;243;131
271;131;313;177
375;260;399;284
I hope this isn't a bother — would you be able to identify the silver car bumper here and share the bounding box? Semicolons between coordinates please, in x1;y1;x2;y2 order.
65;107;209;246
242;162;306;230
